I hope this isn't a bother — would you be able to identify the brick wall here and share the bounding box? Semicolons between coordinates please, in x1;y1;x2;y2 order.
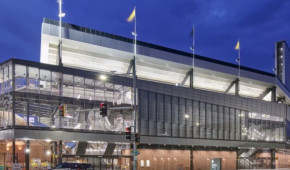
137;149;236;170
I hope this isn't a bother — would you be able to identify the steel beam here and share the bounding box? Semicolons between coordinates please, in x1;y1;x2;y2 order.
259;86;276;101
181;69;193;88
126;59;134;76
225;78;239;95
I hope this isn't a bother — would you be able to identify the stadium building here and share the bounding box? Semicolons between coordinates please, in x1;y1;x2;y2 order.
0;18;290;169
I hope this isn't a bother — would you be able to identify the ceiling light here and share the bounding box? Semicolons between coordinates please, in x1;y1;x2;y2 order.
100;75;107;81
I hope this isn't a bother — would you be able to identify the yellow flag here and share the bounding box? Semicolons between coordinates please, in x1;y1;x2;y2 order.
235;40;240;50
127;8;135;22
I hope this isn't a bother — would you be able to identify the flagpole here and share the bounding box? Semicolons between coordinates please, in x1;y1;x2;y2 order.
192;25;195;87
58;0;64;67
238;40;241;79
132;7;138;170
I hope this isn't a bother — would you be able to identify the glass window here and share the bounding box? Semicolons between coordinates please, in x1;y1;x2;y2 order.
94;80;105;101
28;67;39;93
85;78;94;100
74;76;84;99
63;74;73;98
15;65;27;91
51;71;62;96
39;69;51;95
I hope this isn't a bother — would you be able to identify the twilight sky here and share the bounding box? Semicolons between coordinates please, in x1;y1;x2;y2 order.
0;0;290;73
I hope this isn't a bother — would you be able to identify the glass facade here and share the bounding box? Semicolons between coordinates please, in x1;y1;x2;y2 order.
11;63;134;132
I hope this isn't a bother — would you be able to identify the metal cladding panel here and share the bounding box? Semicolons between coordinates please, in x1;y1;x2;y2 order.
157;122;164;135
165;123;172;136
179;98;186;125
172;124;178;137
148;92;156;121
186;126;193;138
141;120;149;135
186;99;193;125
164;95;172;123
179;125;185;137
157;93;164;122
140;90;148;120
172;97;179;124
149;121;156;136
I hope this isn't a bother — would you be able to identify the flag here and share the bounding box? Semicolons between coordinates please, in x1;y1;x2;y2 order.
127;8;135;22
235;40;240;50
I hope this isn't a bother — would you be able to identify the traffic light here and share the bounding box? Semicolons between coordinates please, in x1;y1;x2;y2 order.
100;102;108;117
126;126;132;141
59;104;66;117
59;105;64;117
135;133;140;143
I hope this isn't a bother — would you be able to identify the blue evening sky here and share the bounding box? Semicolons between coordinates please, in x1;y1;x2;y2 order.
0;0;290;73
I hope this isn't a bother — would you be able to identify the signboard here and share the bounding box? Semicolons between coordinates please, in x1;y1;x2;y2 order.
12;163;22;170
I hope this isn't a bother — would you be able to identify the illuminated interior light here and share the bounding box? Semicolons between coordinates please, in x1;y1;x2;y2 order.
45;139;51;142
25;148;30;153
184;114;189;119
46;150;51;155
100;75;107;81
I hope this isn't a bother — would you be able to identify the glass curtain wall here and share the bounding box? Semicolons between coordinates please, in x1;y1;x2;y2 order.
13;64;133;132
0;63;13;127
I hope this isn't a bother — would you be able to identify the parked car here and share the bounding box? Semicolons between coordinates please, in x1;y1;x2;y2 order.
53;162;93;170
